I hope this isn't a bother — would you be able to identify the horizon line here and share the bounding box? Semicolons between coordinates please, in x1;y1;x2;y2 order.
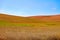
0;13;60;17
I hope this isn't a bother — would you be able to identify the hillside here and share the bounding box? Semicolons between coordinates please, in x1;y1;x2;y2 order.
0;13;60;23
28;15;60;21
0;14;28;23
0;13;60;27
0;13;60;40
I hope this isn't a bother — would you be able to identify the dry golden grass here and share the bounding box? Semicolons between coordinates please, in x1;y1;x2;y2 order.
0;14;60;40
0;13;60;23
0;26;60;40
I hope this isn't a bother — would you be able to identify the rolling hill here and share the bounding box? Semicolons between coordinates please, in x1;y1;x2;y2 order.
0;13;60;27
0;13;60;23
0;13;60;40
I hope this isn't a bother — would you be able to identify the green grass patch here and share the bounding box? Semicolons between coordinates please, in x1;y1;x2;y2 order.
0;20;60;27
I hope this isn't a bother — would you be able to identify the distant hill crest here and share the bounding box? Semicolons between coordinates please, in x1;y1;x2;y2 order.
0;13;60;23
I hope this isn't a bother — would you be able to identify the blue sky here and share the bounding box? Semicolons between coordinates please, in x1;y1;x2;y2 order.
0;0;60;16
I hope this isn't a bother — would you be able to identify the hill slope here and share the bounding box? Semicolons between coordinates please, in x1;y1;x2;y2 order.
0;14;42;23
0;14;60;23
0;13;60;27
28;15;60;21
